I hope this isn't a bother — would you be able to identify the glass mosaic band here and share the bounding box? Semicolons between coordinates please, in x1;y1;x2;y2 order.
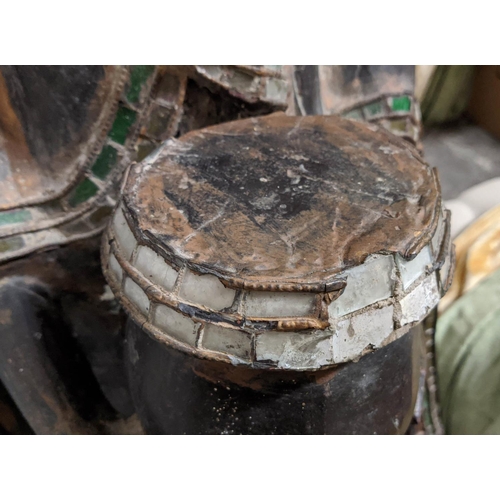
194;65;287;107
0;66;158;263
342;94;421;145
102;202;454;371
0;66;289;265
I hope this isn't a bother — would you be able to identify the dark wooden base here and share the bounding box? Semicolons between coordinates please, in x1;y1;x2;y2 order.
126;319;425;435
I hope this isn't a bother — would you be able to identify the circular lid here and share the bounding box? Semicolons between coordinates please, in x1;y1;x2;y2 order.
103;113;454;370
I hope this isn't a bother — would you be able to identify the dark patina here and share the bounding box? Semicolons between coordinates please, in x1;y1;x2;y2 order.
123;113;439;291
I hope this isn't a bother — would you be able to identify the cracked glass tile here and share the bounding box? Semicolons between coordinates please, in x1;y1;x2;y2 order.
112;206;137;261
245;291;316;318
400;273;440;325
154;304;197;346
179;270;235;310
329;255;395;317
124;278;150;316
255;330;333;370
396;245;432;290
332;305;394;364
135;245;178;292
202;324;252;360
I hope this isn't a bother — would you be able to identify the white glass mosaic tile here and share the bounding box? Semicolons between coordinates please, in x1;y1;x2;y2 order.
400;273;440;325
113;207;137;261
396;245;432;290
179;270;235;311
109;253;123;284
154;304;197;346
245;291;315;318
135;246;178;292
328;255;395;318
124;278;150;316
332;305;394;364
255;330;333;369
202;324;252;360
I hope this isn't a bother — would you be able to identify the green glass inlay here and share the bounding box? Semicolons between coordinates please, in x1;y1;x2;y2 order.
126;66;155;103
43;199;64;214
59;219;91;237
0;208;32;227
390;119;409;133
89;206;113;226
108;106;137;145
68;178;99;207
146;105;174;141
0;235;24;253
364;100;383;117
136;140;157;162
344;109;363;121
91;145;118;179
392;95;411;112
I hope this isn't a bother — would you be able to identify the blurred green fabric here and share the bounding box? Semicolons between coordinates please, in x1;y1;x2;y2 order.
436;267;500;434
421;66;476;125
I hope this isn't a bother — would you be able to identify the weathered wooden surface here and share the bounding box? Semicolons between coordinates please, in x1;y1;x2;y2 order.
125;113;439;290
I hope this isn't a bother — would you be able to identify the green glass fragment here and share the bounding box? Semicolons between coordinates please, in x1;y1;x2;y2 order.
126;66;155;103
136;140;158;162
392;95;412;112
68;178;99;207
363;100;383;117
0;235;24;253
43;199;63;214
108;107;137;145
155;73;181;105
91;145;118;179
59;219;91;237
390;119;409;133
145;105;174;141
343;109;363;121
0;208;32;227
88;206;113;226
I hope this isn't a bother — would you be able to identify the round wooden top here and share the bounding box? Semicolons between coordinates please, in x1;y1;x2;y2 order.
123;113;439;291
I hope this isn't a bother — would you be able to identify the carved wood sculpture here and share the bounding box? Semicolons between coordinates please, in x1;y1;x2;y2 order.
0;65;287;434
0;65;451;434
101;113;454;434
